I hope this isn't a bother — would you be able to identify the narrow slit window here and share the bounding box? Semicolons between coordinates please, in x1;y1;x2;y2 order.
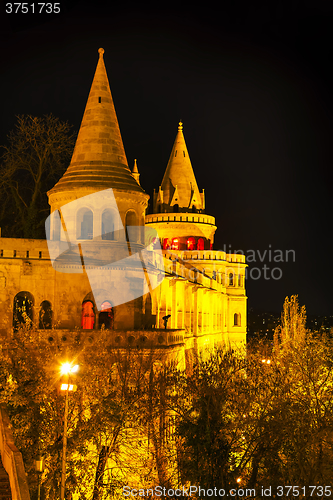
98;97;101;103
13;250;16;257
0;250;3;257
175;150;177;157
39;251;42;259
26;251;29;258
183;151;186;157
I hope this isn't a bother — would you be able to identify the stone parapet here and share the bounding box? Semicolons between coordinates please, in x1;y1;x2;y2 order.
145;213;215;225
39;328;185;348
0;405;30;500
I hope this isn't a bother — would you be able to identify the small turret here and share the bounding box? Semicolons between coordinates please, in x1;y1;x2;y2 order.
146;122;216;252
132;159;140;185
154;121;205;213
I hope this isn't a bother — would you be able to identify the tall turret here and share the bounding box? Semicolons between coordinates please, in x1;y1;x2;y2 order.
146;122;216;251
47;48;149;249
48;48;145;200
153;122;205;213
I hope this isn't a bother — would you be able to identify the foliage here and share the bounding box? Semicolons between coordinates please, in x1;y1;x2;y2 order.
3;295;333;498
0;114;76;238
1;324;170;500
168;296;333;492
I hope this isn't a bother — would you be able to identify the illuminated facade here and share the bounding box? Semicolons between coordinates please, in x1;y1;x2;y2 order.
0;48;247;366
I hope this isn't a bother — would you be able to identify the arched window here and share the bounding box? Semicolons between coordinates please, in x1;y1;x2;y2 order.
98;301;113;330
163;238;171;250
238;274;242;287
173;204;179;213
77;208;93;240
81;301;95;330
171;238;179;250
229;273;234;286
234;313;241;326
187;237;196;251
13;292;34;330
197;238;204;251
102;209;115;240
39;300;52;329
53;210;61;240
125;210;138;243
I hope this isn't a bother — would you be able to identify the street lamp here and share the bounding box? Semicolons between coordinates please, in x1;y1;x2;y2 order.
35;455;44;500
60;362;79;500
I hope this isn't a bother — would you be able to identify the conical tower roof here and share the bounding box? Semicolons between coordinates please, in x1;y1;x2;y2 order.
160;122;203;210
49;48;145;196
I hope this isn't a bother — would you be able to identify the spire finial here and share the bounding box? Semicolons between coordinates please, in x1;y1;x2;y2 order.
98;48;105;57
132;158;140;184
133;158;138;173
178;121;183;131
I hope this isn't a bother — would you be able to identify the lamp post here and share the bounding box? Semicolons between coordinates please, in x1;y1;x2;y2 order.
35;455;44;500
60;363;79;500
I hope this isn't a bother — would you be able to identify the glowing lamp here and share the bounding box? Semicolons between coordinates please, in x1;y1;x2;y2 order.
60;363;79;375
60;384;76;392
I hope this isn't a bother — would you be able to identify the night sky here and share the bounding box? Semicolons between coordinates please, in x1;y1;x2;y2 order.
1;1;332;315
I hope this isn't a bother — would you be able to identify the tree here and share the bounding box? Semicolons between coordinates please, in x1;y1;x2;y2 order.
169;296;333;492
0;114;76;238
2;324;166;499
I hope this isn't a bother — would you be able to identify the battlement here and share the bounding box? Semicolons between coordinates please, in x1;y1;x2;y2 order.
145;213;216;225
0;238;49;259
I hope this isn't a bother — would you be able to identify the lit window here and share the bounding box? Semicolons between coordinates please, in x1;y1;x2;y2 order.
171;238;179;250
163;238;171;250
81;301;95;330
197;238;204;250
187;237;196;250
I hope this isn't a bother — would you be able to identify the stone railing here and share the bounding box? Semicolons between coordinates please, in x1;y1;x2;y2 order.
0;405;31;500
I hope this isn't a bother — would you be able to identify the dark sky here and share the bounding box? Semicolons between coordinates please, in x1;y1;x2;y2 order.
1;1;333;315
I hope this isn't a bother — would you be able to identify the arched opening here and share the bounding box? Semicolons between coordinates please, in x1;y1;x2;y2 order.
125;210;138;244
171;238;179;250
13;292;34;330
39;300;52;329
187;237;196;251
163;238;171;250
102;209;115;240
234;313;241;326
98;301;113;330
197;238;204;250
77;208;93;240
173;204;179;213
53;210;61;240
229;273;234;286
81;301;95;330
192;205;197;213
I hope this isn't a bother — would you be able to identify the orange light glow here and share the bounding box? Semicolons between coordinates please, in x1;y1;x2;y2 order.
171;238;179;250
61;384;75;391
